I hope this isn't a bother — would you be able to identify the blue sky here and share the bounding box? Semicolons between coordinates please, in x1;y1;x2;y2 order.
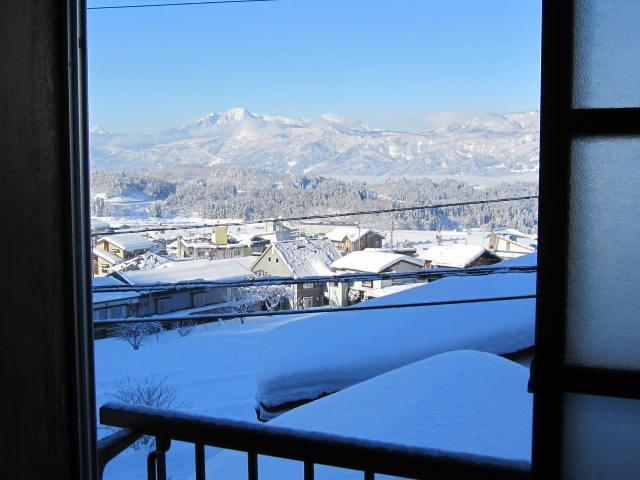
88;0;541;133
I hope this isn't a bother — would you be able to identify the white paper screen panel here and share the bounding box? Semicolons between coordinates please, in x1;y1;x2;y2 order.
566;138;640;370
574;0;640;108
563;393;640;480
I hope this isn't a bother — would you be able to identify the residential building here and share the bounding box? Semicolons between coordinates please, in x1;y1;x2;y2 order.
167;226;253;260
92;276;141;321
95;233;159;260
92;247;124;277
325;226;385;252
110;257;255;316
329;250;424;306
251;238;341;309
417;244;502;269
487;228;537;259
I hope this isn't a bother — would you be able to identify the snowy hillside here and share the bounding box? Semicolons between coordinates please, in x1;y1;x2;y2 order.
90;107;539;176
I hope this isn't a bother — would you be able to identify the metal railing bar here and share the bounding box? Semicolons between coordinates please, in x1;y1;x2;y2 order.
304;461;314;480
94;294;537;326
97;428;142;480
195;443;206;480
147;451;157;480
156;437;171;480
248;451;258;480
100;403;531;480
93;266;537;293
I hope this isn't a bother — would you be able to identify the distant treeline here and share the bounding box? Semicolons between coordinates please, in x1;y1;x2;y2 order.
90;166;539;233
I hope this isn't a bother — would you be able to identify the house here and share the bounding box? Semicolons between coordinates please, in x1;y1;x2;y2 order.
111;257;255;316
92;247;124;277
329;250;424;306
93;233;160;276
325;226;385;252
417;244;502;269
487;228;537;259
264;220;297;241
167;226;253;260
250;238;341;309
92;276;141;321
110;251;172;273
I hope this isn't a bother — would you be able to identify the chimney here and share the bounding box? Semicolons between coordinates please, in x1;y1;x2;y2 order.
176;235;183;258
213;226;228;245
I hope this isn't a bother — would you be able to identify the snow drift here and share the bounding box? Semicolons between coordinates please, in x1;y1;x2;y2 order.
255;254;537;419
207;350;532;480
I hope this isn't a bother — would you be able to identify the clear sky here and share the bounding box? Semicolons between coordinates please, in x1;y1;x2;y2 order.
88;0;541;133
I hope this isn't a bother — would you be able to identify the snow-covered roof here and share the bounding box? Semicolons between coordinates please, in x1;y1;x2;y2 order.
92;276;140;304
325;226;384;243
256;254;537;416
363;282;424;299
111;252;172;273
417;244;491;268
493;228;537;240
269;238;341;278
92;247;123;265
331;250;423;273
210;351;532;479
116;257;254;286
97;233;157;252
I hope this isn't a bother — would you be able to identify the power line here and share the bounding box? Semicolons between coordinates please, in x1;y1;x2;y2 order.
90;195;538;237
88;0;274;10
93;294;537;326
94;265;537;292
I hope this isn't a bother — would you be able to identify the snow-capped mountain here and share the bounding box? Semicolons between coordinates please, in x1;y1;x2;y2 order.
90;108;539;176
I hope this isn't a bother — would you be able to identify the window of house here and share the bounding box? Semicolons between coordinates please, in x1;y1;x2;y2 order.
156;298;171;314
361;280;373;288
192;292;206;308
303;282;315;289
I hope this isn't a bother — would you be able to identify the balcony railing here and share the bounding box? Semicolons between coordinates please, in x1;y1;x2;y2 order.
98;402;531;480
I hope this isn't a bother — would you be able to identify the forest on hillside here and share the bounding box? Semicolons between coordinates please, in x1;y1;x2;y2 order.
90;166;539;233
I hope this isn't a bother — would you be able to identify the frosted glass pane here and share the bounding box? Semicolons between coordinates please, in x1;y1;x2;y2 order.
563;394;640;480
574;0;640;108
566;138;640;369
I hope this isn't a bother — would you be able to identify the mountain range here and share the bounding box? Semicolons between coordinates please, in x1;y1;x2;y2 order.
90;107;540;177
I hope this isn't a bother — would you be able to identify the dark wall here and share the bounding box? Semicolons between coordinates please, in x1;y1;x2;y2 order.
0;1;93;478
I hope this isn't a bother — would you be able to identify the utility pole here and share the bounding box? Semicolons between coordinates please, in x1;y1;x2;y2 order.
390;219;395;251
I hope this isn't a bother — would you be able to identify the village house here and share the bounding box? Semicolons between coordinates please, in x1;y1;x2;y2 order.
328;250;424;306
167;226;253;260
110;256;255;316
325;226;385;252
417;244;502;269
92;276;141;321
92;247;124;277
486;228;537;259
93;233;160;276
250;238;341;309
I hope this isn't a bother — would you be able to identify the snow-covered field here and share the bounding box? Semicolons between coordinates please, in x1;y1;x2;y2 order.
96;315;304;480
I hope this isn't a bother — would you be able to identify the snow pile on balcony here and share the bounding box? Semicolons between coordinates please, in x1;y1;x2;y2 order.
207;351;532;480
256;254;536;416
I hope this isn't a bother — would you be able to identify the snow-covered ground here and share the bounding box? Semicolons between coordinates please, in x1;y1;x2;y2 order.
96;254;536;479
96;315;305;480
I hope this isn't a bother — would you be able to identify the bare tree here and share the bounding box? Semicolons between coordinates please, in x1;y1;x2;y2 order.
223;287;260;324
107;375;185;449
252;285;293;311
173;319;195;337
111;321;162;350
